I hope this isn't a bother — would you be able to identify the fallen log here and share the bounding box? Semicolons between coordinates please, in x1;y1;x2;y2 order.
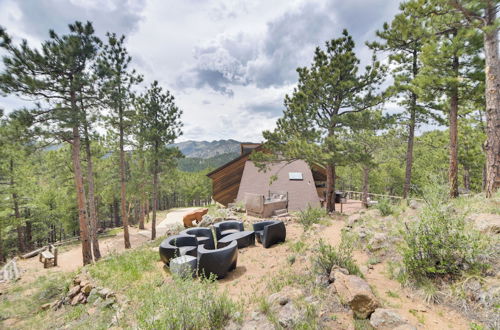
21;246;47;259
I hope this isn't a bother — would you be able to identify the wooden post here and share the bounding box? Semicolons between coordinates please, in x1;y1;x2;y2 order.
54;248;58;267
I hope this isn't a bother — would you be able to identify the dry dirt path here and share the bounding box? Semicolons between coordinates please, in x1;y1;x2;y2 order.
15;208;198;285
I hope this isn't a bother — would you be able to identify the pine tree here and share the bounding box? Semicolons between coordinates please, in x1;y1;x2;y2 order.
97;33;142;249
448;0;500;197
136;81;182;239
0;22;101;265
368;2;430;199
256;30;386;212
411;0;483;197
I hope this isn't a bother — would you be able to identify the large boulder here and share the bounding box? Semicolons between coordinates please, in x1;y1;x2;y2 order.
470;213;500;234
333;272;380;319
369;308;414;329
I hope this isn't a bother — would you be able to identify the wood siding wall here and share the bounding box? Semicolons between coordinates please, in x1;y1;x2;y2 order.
208;154;249;206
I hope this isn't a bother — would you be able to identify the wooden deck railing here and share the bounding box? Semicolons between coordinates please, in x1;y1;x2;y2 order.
344;191;423;203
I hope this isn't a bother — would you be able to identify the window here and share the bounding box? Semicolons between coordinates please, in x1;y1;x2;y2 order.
289;172;303;180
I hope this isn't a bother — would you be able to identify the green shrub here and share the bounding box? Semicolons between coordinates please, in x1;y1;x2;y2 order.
401;194;489;282
136;276;240;329
297;206;327;231
313;235;362;277
376;198;393;216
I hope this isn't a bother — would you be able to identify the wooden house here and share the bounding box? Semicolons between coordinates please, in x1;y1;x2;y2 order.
206;143;327;213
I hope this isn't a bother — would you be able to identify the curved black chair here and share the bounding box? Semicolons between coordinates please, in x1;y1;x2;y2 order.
213;220;244;239
197;240;238;279
159;234;198;265
252;220;286;248
180;227;215;249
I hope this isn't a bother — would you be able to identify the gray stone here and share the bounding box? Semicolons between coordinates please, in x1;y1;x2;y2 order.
87;289;99;304
369;308;411;329
315;274;330;287
347;213;362;226
368;233;388;252
99;288;114;298
408;200;420;210
267;286;303;308
169;255;197;278
329;266;349;282
277;303;302;328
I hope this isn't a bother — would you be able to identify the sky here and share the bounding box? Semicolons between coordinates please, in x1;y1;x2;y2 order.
0;0;403;143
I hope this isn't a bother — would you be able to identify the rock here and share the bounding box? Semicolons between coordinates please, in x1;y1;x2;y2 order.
277;302;302;328
87;289;99;304
333;272;380;319
347;213;362;226
408;200;420;210
369;308;412;329
67;285;81;298
41;303;52;311
93;297;103;307
198;215;213;227
368;233;388;252
315;274;330;287
74;275;85;285
100;298;115;308
71;293;84;306
79;280;90;288
81;284;93;295
329;266;349;282
470;213;500;234
267;286;303;307
99;288;114;298
328;283;337;295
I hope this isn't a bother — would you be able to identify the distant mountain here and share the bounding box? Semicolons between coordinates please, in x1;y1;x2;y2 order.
177;152;240;172
171;139;242;159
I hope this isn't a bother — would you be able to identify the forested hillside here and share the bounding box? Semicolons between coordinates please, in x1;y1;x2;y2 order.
177;152;239;172
171;139;241;158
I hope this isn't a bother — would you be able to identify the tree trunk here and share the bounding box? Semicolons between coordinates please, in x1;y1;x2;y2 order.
362;166;370;208
113;198;120;227
484;3;500;197
25;221;32;250
71;125;93;265
83;122;101;260
325;163;336;212
448;52;459;198
403;49;419;199
138;156;146;230
463;166;471;192
10;158;26;253
119;111;131;249
151;143;159;240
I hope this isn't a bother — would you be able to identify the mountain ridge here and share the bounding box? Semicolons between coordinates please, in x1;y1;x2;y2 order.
171;139;246;159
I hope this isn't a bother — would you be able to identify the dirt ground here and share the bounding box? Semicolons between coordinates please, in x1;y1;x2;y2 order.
9;202;471;329
14;207;198;285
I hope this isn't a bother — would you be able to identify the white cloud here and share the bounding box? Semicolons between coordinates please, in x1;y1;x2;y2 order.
0;0;405;143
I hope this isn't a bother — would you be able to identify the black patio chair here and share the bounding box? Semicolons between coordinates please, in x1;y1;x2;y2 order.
159;234;198;265
252;220;286;248
197;240;238;279
213;220;244;239
180;227;215;249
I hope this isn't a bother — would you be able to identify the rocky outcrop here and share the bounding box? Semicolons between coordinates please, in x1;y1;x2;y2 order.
369;308;415;329
469;213;500;234
333;272;380;319
41;274;116;311
368;233;388;252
